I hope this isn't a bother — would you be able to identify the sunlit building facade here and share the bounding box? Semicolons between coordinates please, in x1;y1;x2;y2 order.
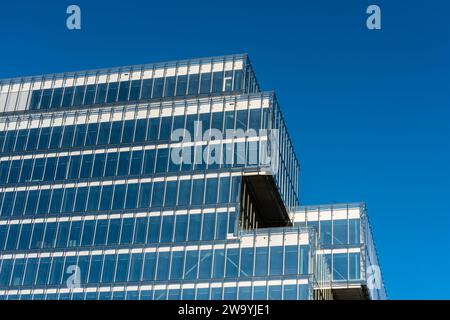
0;54;385;300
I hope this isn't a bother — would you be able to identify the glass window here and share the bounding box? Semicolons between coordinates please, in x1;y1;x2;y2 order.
72;86;86;106
129;80;141;101
320;220;332;246
97;122;111;145
170;251;184;280
284;246;298;275
176;75;188;96
88;255;103;284
129;253;143;282
118;81;130;102
333;219;348;245
120;219;134;245
38;127;51;150
152;78;164;99
184;250;199;280
106;82;118;103
92;153;106;178
212;249;225;278
164;76;176;97
188;74;199;95
94;220;108;246
349;219;360;245
81;220;95;246
191;179;204;206
68;221;81;247
99;185;113;211
67;156;81;180
101;255;116;283
255;247;268;276
212;71;224;92
121;120;135;144
240;248;254;277
333;253;348;281
134;119;147;142
200;73;212;94
141;79;152;100
95;83;107;104
138;183;151;208
151;181;164;207
74;187;88;212
84;84;96;105
269;246;283;276
134;217;148;244
349;252;361;280
160;215;174;242
147;216;161;243
109;121;123;144
112;184;126;210
225;249;239;278
115;254;130;282
107;219;121;245
198;250;212;279
164;180;177;207
130;150;143;175
105;153;118;177
202;213;215;241
62;87;74;107
80;154;93;179
86;123;98;146
156;251;170;281
188;214;201;241
142;253;156;281
117;152;130;176
205;178;218;204
125;184;139;209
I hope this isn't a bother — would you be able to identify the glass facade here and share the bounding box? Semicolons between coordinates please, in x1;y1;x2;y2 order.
0;54;384;300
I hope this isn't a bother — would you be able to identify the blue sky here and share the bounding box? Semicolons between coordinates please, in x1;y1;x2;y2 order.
1;0;449;299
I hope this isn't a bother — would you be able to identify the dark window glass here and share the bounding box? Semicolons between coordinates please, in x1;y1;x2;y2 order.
109;121;123;144
147;216;161;243
164;181;177;207
85;123;98;146
30;223;44;249
72;86;86;106
68;156;81;179
120;219;134;244
177;180;191;206
94;220;108;246
99;185;113;211
95;83;107;104
106;82;118;103
143;150;155;174
125;184;139;209
44;158;56;181
141;79;152;99
105;153;118;177
49;189;63;214
62;188;75;213
31;158;45;181
152;78;164;98
129;80;142;100
138;183;151;208
188;214;201;241
43;223;57;248
176;75;188;96
151;182;164;207
30;90;42;110
188;74;199;95
107;220;120;245
80;154;93;179
202;213;215;241
61;126;75;148
184;251;199;280
49;127;62;148
118;81;130;102
212;71;224;92
200;73;212;94
38;127;51;150
130;150;143;175
83;84;96;105
26;128;39;151
134;119;147;142
174;215;187;242
37;189;51;214
62;87;74;107
226;249;239;277
112;185;126;210
51;88;63;108
87;186;100;211
15;130;27;151
164;76;176;97
117;152;130;176
74;187;88;212
122;120;135;144
55;157;68;180
191;179;204;205
148;118;160;141
155;148;168;173
134;217;148;244
97;122;111;145
92;153;106;178
74;124;87;147
40;89;52;109
160;215;174;242
234;70;243;91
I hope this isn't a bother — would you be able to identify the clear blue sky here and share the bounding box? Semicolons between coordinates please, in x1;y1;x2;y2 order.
1;0;449;299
